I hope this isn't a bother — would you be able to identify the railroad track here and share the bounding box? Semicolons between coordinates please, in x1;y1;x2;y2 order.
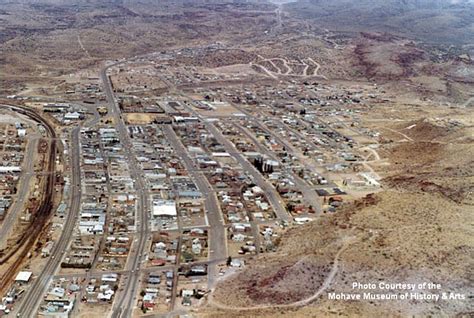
0;105;57;293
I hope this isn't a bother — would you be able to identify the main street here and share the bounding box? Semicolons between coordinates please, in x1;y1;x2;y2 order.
100;64;150;318
225;101;325;213
207;122;290;221
179;102;290;222
234;122;322;213
162;125;227;288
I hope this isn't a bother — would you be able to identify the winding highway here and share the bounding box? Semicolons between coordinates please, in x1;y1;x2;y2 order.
208;234;357;311
7;100;103;316
0;104;74;317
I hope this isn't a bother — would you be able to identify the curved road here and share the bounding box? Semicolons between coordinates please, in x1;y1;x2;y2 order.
10;102;102;316
16;125;82;317
208;236;355;311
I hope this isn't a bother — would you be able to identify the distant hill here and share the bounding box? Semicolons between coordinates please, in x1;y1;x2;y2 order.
285;0;474;45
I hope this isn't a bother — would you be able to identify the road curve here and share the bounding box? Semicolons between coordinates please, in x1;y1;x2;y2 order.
0;105;57;294
16;125;82;317
208;237;355;311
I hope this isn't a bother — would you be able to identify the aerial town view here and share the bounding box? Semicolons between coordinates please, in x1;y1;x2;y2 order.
0;0;472;317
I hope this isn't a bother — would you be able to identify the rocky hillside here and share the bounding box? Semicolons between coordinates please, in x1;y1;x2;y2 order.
202;109;474;318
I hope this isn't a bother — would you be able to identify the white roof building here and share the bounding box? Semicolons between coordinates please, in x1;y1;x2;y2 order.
64;112;81;120
152;200;177;217
0;166;21;173
15;271;32;282
17;129;27;137
102;273;118;282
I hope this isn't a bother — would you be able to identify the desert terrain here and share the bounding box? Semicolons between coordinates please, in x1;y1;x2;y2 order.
0;0;472;317
203;103;473;317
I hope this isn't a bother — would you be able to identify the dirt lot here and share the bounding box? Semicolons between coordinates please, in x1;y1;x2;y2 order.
125;113;160;124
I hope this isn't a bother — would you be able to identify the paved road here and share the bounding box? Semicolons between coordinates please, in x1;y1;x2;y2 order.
177;100;290;221
51;255;246;282
182;94;291;221
184;109;290;222
234;123;321;213
223;96;327;212
241;118;324;211
166;83;290;240
101;65;150;318
163;125;227;288
16;126;82;317
14;101;104;315
0;136;38;250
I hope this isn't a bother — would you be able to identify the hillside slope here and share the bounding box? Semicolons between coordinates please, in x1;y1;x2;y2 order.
202;109;474;318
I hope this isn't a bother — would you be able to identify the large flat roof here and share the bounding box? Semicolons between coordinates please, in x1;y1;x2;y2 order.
152;200;177;216
0;166;21;173
15;271;32;282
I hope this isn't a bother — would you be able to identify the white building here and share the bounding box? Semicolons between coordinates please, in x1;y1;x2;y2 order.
17;129;27;137
152;200;177;217
15;271;32;282
0;166;21;173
